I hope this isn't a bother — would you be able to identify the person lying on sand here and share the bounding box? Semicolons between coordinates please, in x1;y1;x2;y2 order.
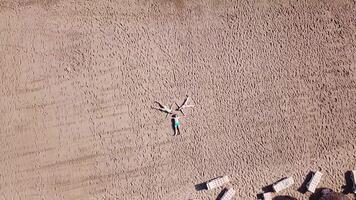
176;95;194;116
152;101;173;117
172;114;183;136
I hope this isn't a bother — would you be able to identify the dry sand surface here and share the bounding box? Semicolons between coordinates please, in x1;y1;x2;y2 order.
0;0;356;199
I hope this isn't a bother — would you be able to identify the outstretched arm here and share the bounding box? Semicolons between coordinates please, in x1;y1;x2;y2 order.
183;104;194;108
151;106;160;111
154;101;164;108
151;106;164;112
175;102;181;110
175;104;185;115
176;115;188;119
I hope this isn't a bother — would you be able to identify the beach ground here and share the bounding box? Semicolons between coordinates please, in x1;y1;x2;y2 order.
0;1;355;199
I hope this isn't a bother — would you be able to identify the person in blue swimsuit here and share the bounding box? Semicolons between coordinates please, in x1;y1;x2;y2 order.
172;114;181;136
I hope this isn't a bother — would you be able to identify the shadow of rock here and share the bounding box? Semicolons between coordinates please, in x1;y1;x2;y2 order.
273;195;298;200
194;182;207;191
262;183;275;193
263;177;288;193
257;192;264;199
298;171;314;194
309;188;326;200
215;188;228;200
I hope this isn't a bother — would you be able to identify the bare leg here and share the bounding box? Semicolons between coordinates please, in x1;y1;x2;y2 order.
151;107;164;112
177;127;181;135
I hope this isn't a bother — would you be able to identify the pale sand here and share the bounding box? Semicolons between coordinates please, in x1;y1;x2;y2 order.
0;1;355;199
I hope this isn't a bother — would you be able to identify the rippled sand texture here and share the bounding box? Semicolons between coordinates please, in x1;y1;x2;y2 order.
0;0;355;199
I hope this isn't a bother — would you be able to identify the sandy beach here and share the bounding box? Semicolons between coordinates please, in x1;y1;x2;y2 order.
0;0;355;199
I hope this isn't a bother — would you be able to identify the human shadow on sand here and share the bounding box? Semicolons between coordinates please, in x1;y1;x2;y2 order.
170;118;176;136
